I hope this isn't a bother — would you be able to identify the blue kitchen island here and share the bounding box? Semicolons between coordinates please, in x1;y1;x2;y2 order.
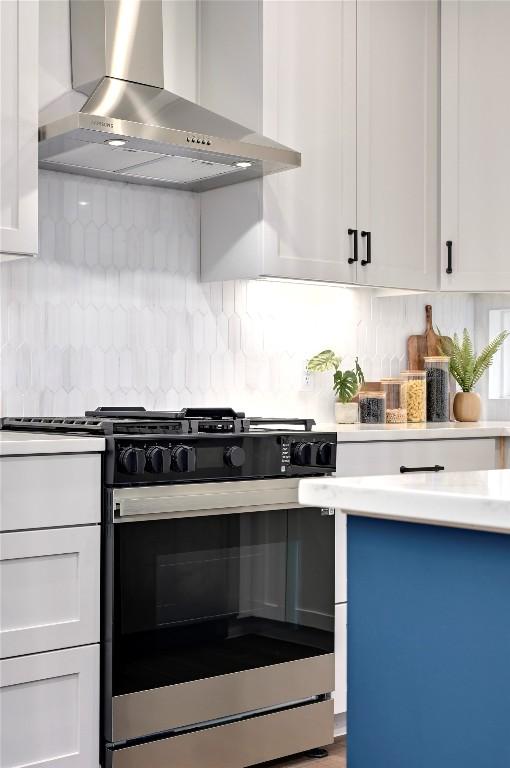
299;470;510;768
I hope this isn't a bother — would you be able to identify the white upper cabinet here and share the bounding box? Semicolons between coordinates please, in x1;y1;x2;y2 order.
200;0;439;289
260;0;357;282
356;0;439;290
0;0;38;260
201;0;357;283
441;0;510;291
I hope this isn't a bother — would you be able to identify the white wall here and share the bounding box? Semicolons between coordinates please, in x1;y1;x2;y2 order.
0;170;475;421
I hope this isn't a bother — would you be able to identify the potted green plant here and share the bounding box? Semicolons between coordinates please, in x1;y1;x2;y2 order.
307;350;365;423
438;328;509;422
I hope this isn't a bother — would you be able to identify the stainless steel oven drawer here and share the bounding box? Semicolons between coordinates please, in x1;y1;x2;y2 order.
111;654;334;741
108;699;334;768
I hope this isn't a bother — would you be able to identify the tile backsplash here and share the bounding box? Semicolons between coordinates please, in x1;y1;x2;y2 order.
0;171;476;423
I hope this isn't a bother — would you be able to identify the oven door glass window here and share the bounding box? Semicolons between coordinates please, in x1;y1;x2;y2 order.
113;507;334;695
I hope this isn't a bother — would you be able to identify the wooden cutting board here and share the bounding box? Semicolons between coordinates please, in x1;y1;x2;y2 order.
407;305;444;370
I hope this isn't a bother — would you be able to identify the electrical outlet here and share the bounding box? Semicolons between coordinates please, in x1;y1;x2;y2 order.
300;362;313;392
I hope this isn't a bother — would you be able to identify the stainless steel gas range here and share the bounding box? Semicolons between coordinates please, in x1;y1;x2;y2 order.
4;408;337;768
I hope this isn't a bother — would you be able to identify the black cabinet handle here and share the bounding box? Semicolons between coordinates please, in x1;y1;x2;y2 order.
446;240;453;274
347;228;358;264
400;464;445;474
361;230;371;265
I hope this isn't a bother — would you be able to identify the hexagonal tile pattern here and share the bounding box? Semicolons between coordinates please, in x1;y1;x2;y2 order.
0;169;477;421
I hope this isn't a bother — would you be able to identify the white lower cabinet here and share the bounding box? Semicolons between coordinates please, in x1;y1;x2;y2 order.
336;437;498;478
0;644;99;768
334;604;347;716
0;526;100;658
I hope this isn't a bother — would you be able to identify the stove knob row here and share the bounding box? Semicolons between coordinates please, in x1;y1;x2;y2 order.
224;445;246;468
120;445;197;474
291;440;336;467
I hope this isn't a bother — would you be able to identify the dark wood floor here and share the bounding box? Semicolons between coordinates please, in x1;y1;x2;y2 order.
257;738;346;768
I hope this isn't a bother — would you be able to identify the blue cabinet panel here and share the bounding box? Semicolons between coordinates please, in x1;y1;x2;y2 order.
347;516;510;768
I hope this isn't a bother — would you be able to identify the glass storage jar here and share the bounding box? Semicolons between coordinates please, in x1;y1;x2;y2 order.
424;356;450;422
381;378;407;423
401;371;427;423
359;391;386;424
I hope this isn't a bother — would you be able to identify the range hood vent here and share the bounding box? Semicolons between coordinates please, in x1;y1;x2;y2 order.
39;0;300;192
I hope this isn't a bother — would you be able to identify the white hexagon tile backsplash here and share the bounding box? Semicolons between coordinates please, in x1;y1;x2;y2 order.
0;171;475;423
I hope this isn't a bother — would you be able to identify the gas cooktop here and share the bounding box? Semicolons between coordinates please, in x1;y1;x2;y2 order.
1;407;335;486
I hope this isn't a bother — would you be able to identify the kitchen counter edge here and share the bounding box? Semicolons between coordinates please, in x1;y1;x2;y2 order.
299;469;510;534
313;421;510;442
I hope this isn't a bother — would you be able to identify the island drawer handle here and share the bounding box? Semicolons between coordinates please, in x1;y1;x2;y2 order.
400;464;445;474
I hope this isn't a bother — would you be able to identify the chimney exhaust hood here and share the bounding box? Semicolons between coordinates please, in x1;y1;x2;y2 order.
39;0;300;193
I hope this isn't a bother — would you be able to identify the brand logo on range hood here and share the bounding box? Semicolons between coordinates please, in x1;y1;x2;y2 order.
91;119;114;129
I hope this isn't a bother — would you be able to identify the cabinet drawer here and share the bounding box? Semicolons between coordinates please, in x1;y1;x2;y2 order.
0;644;99;768
0;453;101;531
334;604;347;716
337;438;498;478
0;526;100;658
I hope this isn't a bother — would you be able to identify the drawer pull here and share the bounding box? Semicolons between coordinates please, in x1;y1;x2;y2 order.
400;464;445;474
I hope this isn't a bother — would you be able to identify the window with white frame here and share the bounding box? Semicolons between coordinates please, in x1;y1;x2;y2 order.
489;309;510;399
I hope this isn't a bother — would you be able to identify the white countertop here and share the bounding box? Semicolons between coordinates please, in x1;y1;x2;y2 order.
314;421;510;442
299;469;510;533
0;431;106;456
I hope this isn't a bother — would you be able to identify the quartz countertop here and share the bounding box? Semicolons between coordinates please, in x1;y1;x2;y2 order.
299;469;510;533
0;430;106;456
313;421;510;442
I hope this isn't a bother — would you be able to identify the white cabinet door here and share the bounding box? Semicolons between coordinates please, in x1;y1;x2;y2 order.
334;603;347;716
201;0;358;283
0;454;101;532
0;645;99;768
0;0;38;259
261;0;357;282
0;526;100;658
356;0;439;290
441;0;510;291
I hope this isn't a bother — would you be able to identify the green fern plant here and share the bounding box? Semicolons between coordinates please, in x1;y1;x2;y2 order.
307;350;365;403
438;328;509;392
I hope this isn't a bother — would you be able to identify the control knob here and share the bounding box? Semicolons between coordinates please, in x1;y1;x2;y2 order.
119;446;146;475
316;441;335;466
292;441;315;466
224;446;246;468
171;445;196;473
146;445;172;473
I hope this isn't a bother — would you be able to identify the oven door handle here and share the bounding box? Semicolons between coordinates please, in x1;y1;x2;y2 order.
113;478;302;521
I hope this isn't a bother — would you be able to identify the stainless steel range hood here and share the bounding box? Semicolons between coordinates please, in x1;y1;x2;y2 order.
39;0;300;193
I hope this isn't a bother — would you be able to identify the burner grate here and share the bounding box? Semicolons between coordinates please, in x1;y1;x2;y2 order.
1;408;315;437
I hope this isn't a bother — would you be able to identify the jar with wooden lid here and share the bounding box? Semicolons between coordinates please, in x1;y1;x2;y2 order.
359;391;386;424
401;370;427;423
381;378;407;423
424;356;450;422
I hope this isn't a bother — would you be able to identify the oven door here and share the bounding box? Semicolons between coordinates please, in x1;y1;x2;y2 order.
104;479;335;744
